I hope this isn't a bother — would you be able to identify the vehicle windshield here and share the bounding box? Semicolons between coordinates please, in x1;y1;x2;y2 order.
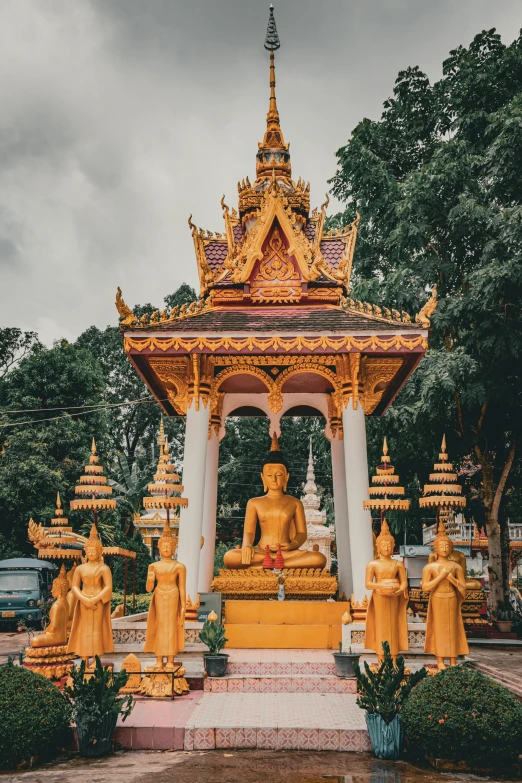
0;572;39;592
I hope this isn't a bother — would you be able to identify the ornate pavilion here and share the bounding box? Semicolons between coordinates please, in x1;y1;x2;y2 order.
116;8;433;604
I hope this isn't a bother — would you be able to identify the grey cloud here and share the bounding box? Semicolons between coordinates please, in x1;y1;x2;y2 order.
0;0;521;344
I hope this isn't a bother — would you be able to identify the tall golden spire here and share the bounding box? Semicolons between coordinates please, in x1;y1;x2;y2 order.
256;5;291;180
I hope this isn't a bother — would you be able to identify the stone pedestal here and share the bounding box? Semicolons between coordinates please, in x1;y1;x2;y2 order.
342;622;427;653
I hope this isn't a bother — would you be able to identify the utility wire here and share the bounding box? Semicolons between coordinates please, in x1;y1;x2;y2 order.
0;397;167;429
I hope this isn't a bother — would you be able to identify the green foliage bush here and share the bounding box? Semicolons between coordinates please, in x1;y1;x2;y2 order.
199;617;227;655
110;591;151;614
353;641;427;724
401;666;522;767
0;661;71;769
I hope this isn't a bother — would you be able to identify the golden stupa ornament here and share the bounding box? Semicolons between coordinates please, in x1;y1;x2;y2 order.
142;421;188;537
28;492;86;560
363;437;410;525
419;435;466;524
70;439;117;525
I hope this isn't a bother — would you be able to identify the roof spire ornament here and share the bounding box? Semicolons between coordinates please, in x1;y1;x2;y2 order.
256;5;291;182
363;437;410;528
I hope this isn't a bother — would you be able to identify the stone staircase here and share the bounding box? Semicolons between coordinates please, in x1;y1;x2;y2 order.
205;657;355;693
469;661;522;701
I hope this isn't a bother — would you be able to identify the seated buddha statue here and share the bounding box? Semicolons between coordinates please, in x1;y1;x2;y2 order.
223;434;327;570
32;564;69;648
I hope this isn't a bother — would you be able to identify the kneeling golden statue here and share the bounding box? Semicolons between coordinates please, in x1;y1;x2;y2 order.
223;434;326;571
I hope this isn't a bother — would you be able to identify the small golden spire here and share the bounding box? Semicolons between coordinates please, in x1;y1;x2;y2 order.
441;434;446;453
91;437;96;455
158;417;165;446
270;432;280;451
383;437;388;457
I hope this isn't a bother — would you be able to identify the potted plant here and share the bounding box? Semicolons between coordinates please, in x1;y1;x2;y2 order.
199;610;228;677
332;641;360;678
494;602;514;633
353;641;427;760
64;656;134;758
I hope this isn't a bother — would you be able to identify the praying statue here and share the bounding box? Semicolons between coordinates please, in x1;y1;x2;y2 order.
364;520;408;662
144;520;186;670
223;434;326;570
67;524;114;665
421;521;469;669
32;564;69;648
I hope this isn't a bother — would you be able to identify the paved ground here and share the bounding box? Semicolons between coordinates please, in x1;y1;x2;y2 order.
1;751;520;783
470;647;522;675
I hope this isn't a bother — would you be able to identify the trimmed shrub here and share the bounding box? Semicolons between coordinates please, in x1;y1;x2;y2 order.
0;661;71;769
401;666;522;768
110;591;151;614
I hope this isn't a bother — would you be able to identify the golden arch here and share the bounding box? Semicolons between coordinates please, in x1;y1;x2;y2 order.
277;363;340;394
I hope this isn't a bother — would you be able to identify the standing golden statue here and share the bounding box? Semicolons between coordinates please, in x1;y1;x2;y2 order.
32;564;69;648
144;519;187;669
421;522;469;669
67;524;114;665
223;434;326;569
365;520;408;662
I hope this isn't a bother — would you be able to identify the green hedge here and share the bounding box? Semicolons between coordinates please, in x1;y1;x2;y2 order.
401;666;522;768
0;662;71;769
110;591;151;614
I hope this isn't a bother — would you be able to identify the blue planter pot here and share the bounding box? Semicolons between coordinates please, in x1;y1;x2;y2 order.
365;713;401;760
77;711;118;758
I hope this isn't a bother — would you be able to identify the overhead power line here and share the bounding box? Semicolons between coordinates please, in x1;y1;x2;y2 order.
0;397;167;430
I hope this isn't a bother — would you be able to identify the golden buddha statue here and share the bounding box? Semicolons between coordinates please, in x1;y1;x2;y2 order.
144;520;186;670
421;522;469;669
223;434;327;570
32;564;69;648
67;524;114;665
365;520;408;662
66;562;78;633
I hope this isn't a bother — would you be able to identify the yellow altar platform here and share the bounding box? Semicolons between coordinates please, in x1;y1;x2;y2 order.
223;600;350;649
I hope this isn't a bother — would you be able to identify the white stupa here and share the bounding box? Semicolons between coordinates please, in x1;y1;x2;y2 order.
300;439;335;569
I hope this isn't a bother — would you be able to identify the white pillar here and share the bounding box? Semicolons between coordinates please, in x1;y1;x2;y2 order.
198;429;220;594
177;398;210;602
330;434;353;599
342;401;374;602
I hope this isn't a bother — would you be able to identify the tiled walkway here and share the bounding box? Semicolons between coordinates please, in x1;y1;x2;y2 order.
184;692;370;751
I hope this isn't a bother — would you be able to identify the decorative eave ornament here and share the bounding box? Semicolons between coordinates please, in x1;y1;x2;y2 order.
415;285;438;328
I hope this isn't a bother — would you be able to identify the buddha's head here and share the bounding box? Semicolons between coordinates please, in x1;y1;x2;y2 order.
52;564;69;600
158;521;175;559
84;524;103;562
376;519;395;558
433;520;453;558
261;433;289;493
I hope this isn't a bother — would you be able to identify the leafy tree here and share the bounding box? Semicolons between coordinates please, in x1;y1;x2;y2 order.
0;340;109;554
109;451;154;530
330;28;522;610
164;283;197;309
0;327;41;379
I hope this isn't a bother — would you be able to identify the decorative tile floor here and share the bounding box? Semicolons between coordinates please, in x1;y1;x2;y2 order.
184;692;370;751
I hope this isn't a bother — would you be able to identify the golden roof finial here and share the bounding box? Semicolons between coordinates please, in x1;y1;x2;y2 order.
91;437;96;455
270;432;280;451
383;437;388;457
56;491;62;510
441;433;446;453
255;5;290;182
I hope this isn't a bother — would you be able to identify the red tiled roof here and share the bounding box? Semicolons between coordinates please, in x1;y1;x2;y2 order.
204;241;228;271
137;307;423;334
320;239;345;268
233;224;244;243
303;220;316;242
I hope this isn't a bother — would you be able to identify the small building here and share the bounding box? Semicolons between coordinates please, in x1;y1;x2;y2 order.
133;510;179;560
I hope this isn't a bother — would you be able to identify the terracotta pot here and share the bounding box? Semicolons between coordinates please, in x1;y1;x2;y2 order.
204;653;229;677
495;620;513;633
332;652;359;678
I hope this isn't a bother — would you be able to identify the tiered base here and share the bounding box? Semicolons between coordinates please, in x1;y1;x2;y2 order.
24;644;74;680
139;665;190;697
212;568;337;600
224;600;350;649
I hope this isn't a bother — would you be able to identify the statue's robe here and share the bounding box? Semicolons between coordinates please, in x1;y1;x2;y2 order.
424;562;469;658
144;562;185;657
365;566;408;657
67;562;114;657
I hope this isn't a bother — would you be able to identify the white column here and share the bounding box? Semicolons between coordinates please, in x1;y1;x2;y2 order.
330;434;353;599
342;401;374;602
198;429;220;594
177;398;210;602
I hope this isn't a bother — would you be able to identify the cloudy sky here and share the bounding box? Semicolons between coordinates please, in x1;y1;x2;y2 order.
1;1;520;345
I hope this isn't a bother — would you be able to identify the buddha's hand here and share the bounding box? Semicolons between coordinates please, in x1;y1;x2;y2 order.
241;546;254;565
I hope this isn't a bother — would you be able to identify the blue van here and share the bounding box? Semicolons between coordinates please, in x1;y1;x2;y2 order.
0;558;56;626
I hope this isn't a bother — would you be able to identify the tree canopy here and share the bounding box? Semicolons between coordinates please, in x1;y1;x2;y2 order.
330;28;522;608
